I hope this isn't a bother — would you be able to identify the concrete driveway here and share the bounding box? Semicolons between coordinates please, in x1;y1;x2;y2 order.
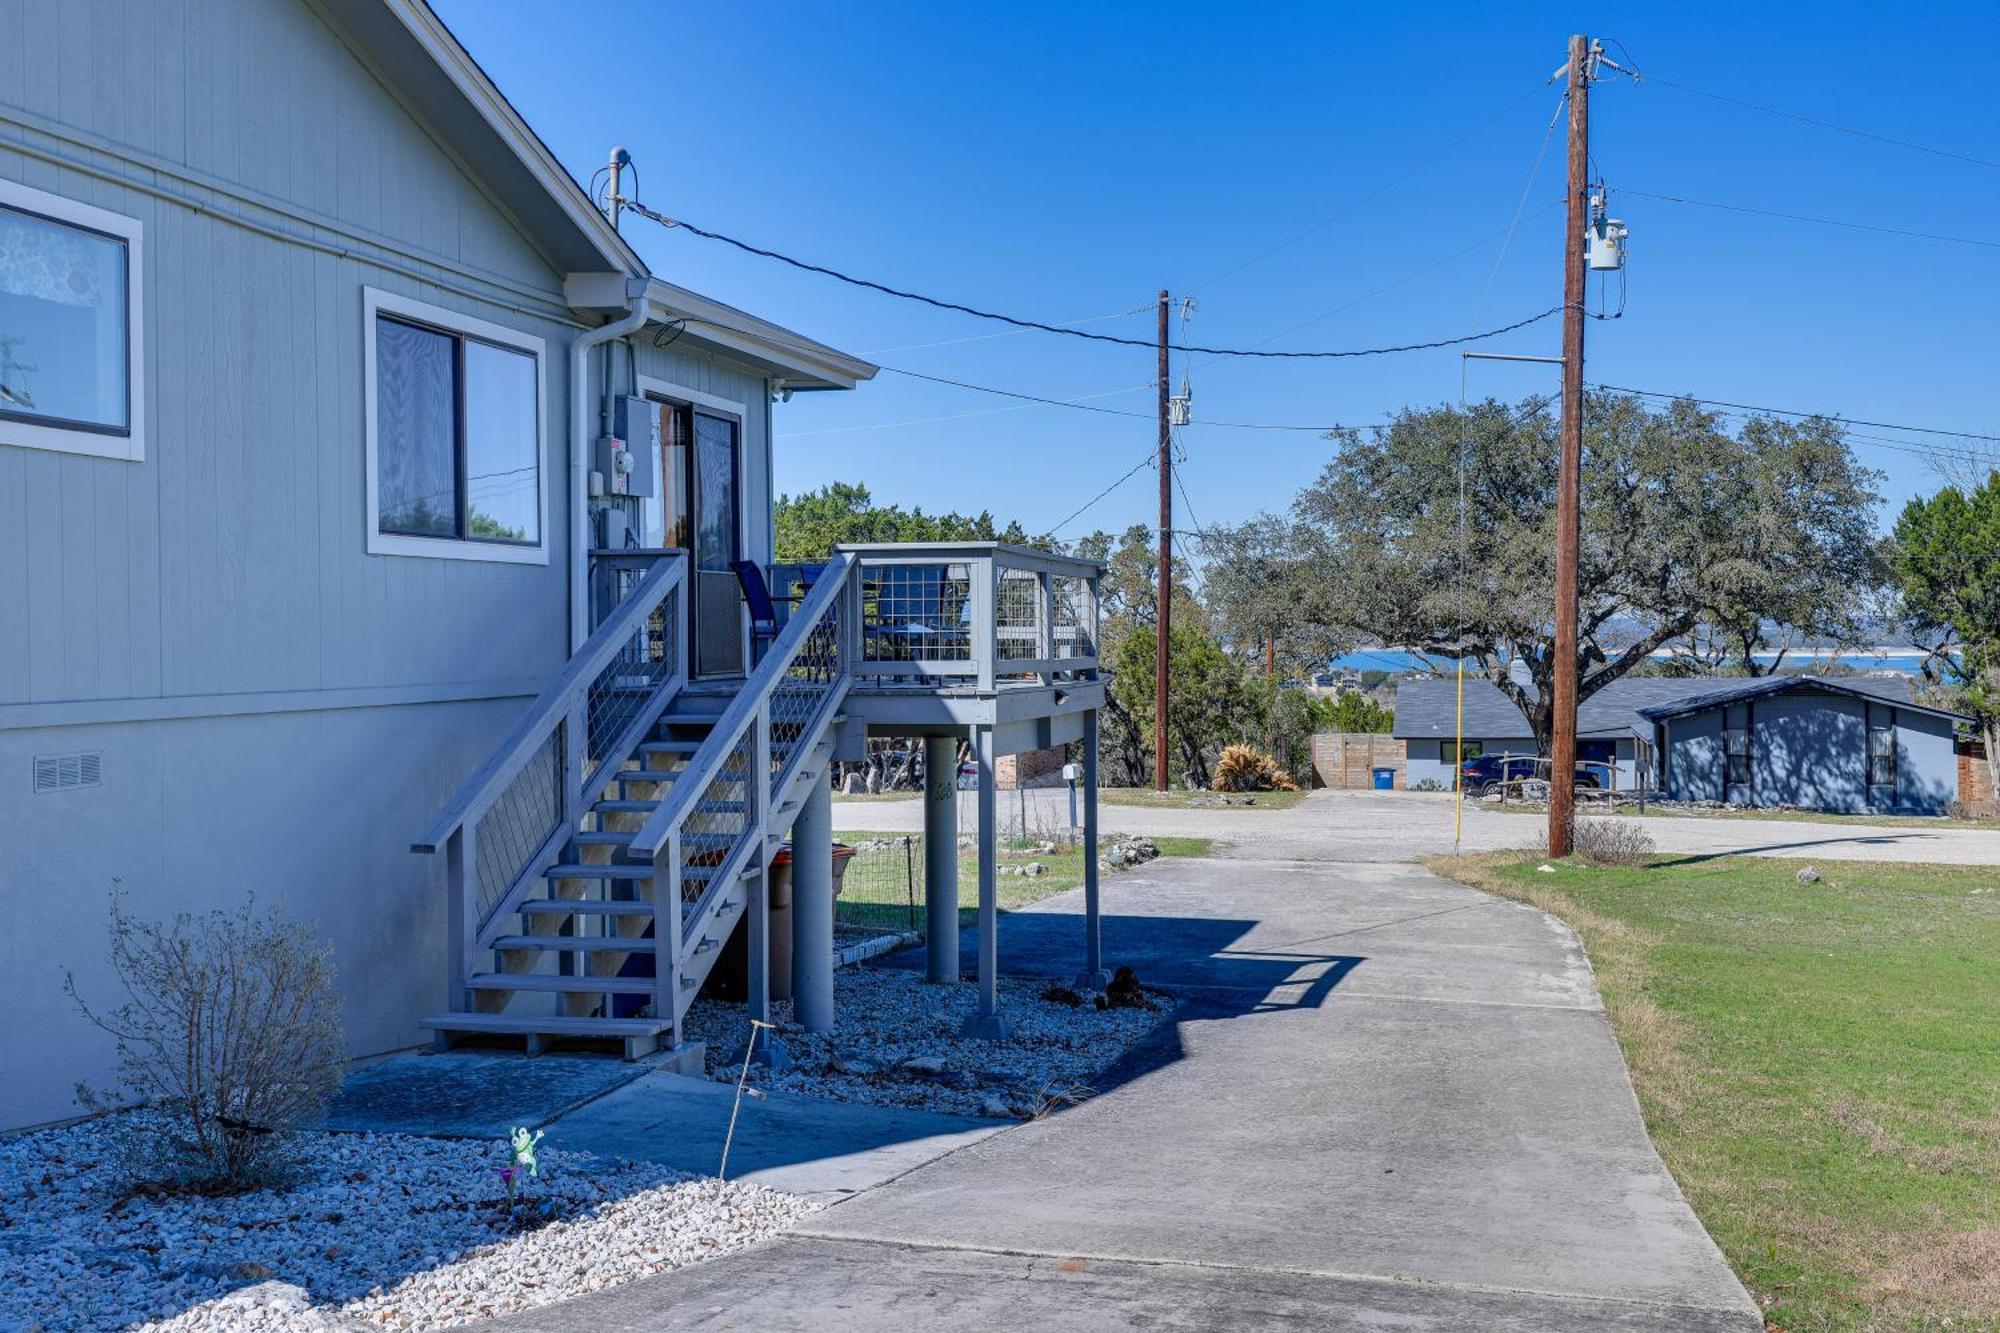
840;786;2000;864
479;850;1762;1331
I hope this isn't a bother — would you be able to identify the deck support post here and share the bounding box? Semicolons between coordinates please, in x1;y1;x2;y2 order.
743;862;788;1069
960;724;1012;1039
792;774;836;1033
924;733;962;984
1078;707;1109;990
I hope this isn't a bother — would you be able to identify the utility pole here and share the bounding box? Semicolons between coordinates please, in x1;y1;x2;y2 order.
1154;289;1173;792
1550;34;1590;858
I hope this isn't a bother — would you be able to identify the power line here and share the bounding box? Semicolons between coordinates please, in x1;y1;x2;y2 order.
878;364;1379;433
877;367;1156;419
1647;74;2000;173
780;378;1156;437
1593;383;2000;445
1039;449;1157;540
1624;189;2000;251
860;305;1150;355
622;199;1565;359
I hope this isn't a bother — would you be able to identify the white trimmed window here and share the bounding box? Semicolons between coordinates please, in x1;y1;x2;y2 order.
364;288;547;564
0;180;145;462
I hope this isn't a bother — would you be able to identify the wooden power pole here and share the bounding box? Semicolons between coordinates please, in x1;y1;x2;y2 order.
1550;34;1590;858
1154;289;1173;792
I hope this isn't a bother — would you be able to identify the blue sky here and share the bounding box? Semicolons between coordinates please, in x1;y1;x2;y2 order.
436;1;1998;542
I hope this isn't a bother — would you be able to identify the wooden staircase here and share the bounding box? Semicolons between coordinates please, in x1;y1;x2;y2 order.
415;551;857;1059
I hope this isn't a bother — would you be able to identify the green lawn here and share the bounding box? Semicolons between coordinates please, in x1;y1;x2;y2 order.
832;829;1213;934
1429;851;2000;1333
1098;786;1308;811
1481;801;2000;832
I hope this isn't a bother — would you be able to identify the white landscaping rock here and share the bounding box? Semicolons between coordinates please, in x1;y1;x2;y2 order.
683;965;1164;1120
0;1124;813;1332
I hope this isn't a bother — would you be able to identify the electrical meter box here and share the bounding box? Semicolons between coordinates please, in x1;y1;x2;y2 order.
605;395;658;498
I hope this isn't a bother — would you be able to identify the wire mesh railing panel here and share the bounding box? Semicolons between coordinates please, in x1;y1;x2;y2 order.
1051;574;1094;661
473;724;564;923
767;591;843;794
833;835;924;937
859;562;972;663
678;730;754;915
586;584;680;770
995;569;1043;661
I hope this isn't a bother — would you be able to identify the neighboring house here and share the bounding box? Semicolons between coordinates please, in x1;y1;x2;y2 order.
0;0;1107;1130
1395;676;1969;815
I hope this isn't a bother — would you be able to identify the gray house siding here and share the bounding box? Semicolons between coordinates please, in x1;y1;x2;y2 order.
1665;710;1726;803
1753;690;1866;812
0;0;612;1128
1404;736;1538;790
1660;693;1957;816
1891;709;1956;816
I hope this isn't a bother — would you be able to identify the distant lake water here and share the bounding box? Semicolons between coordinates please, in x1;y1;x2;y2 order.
1327;648;1932;676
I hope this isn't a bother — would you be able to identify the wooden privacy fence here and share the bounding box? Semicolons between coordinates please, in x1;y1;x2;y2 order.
1312;733;1406;790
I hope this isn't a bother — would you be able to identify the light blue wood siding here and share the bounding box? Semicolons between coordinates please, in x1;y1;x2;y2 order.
0;0;611;1127
0;0;582;714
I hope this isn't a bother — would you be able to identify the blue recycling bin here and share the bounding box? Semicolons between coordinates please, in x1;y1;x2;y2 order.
1372;767;1394;790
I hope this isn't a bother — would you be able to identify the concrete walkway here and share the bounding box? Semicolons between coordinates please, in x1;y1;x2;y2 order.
478;852;1762;1331
840;785;2000;864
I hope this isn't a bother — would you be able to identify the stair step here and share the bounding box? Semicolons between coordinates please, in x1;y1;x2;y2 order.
638;740;703;756
491;934;656;953
518;898;655;916
572;830;636;847
616;770;676;785
546;863;653;880
421;1013;669;1038
466;972;654;995
594;799;661;814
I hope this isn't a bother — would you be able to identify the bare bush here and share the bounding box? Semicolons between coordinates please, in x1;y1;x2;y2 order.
65;891;346;1191
1570;817;1656;867
1534;817;1656;866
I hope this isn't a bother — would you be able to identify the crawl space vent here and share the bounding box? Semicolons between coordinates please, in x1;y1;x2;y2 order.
33;751;102;794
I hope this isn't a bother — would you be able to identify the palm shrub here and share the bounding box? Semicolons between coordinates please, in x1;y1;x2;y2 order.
66;893;346;1191
1212;743;1299;792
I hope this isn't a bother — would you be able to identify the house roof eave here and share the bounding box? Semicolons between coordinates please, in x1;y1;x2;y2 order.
316;0;646;278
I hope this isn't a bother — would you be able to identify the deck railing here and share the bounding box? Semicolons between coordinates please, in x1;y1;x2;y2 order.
413;553;688;1002
825;542;1102;691
626;552;858;1014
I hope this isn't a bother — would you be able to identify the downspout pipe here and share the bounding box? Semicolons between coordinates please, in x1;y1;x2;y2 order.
569;287;651;651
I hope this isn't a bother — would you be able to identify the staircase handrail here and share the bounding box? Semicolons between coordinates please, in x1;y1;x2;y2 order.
628;552;854;861
413;553;688;856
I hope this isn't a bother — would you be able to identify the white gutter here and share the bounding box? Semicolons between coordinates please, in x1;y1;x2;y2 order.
569;287;650;650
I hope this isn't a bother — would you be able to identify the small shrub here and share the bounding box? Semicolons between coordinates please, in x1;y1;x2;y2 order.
66;891;346;1191
1533;817;1655;866
1410;778;1445;793
1213;744;1297;792
1569;817;1656;867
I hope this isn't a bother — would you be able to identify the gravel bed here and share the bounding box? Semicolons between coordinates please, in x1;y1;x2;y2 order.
684;964;1168;1120
0;1123;813;1332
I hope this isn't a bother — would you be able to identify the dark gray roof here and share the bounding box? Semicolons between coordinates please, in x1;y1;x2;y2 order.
1393;673;1918;741
1636;674;1966;723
